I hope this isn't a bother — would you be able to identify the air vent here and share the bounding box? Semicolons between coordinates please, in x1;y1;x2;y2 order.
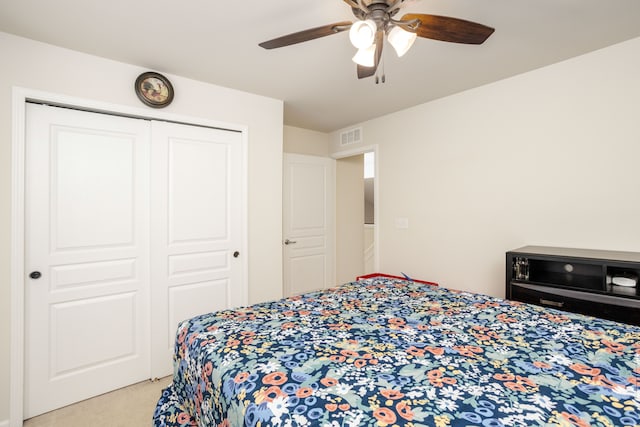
340;127;362;146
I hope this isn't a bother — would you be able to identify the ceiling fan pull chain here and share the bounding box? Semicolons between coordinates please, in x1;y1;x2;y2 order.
381;56;386;83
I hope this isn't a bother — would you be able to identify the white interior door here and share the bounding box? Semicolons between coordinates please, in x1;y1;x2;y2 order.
150;121;244;377
25;104;151;418
283;154;335;296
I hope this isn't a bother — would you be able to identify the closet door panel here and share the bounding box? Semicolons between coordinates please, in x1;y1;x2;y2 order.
24;104;151;418
150;121;244;377
169;138;229;242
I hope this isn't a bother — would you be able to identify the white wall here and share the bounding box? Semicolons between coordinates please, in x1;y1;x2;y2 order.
330;37;640;297
0;32;284;422
283;125;329;156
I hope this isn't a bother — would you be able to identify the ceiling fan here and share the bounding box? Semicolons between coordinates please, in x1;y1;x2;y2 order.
259;0;494;80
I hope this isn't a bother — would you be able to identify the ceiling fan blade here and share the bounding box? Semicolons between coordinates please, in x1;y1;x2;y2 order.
343;0;362;10
401;13;494;45
357;30;384;79
259;21;352;49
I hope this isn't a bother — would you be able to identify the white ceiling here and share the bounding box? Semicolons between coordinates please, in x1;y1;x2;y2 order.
1;0;640;132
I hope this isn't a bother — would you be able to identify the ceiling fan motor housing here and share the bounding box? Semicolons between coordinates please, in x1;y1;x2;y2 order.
352;1;399;31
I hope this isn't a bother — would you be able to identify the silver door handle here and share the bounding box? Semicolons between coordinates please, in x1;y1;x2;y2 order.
284;239;297;245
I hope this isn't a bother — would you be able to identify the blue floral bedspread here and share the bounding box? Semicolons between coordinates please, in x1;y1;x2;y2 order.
153;278;640;427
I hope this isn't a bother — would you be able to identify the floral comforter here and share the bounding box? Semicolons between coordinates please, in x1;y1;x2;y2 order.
153;277;640;427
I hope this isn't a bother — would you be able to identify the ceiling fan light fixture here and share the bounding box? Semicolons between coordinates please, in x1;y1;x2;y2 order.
387;25;417;57
352;44;376;67
257;1;496;81
349;19;377;49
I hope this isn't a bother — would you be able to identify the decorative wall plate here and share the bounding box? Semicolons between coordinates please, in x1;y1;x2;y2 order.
135;72;174;108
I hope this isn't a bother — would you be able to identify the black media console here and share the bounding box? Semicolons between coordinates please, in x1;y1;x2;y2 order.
506;246;640;326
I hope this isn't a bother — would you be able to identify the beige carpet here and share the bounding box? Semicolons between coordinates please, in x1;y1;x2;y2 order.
24;376;172;427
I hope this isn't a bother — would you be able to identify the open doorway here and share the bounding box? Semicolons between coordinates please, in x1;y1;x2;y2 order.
363;151;375;274
334;148;377;283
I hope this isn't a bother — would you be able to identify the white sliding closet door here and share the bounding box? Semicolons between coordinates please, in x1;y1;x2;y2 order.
25;104;151;418
24;104;246;417
150;121;244;377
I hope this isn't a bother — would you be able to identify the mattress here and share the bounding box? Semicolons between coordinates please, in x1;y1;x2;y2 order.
153;277;640;426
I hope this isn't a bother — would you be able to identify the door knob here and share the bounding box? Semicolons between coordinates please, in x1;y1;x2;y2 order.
30;271;42;279
233;251;240;258
284;239;297;245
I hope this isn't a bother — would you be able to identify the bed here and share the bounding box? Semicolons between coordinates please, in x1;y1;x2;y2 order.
153;276;640;427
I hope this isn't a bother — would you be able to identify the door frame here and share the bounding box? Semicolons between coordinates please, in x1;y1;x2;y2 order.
10;87;249;426
331;145;380;275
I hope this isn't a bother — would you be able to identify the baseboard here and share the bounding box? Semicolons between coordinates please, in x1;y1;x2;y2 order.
0;419;10;427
